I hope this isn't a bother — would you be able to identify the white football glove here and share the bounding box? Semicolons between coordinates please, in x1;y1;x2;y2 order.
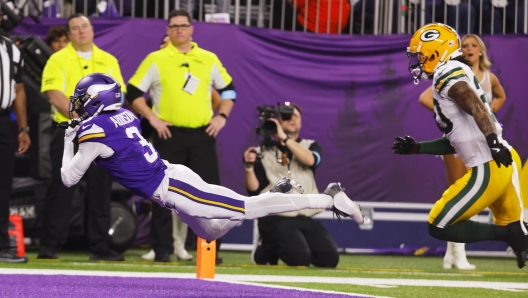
64;123;80;142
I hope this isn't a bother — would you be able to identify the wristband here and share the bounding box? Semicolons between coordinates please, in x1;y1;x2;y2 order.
283;135;291;143
219;113;228;119
485;133;499;147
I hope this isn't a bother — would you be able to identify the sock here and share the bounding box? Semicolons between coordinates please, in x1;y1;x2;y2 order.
428;220;495;243
244;193;333;220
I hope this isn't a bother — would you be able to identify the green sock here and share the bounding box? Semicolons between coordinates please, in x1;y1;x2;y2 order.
428;221;495;243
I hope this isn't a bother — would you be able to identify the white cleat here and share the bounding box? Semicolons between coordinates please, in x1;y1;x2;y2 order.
141;249;155;261
443;242;476;270
174;247;193;261
324;182;364;224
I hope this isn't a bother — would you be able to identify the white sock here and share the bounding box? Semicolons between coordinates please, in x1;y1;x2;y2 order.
244;192;333;220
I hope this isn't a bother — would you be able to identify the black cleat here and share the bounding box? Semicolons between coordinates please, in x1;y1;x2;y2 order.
37;246;58;259
154;252;171;263
0;249;28;263
515;250;527;269
504;221;528;269
270;177;304;194
89;247;125;261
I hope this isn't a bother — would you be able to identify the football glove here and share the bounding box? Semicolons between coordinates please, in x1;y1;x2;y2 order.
64;123;80;143
486;133;512;168
392;135;420;155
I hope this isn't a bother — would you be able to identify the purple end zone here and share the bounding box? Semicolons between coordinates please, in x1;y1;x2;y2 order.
0;274;364;298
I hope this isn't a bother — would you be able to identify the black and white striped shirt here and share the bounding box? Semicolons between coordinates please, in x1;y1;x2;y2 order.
0;36;23;110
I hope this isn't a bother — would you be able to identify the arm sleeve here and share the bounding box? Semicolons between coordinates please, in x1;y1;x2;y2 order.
61;142;113;188
41;54;64;93
14;56;23;83
247;159;270;196
308;141;322;168
125;84;145;105
418;137;457;155
210;55;236;100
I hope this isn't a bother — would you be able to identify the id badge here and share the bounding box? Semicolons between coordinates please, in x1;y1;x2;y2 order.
182;74;200;95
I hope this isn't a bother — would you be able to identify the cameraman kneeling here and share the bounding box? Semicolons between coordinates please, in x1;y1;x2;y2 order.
243;103;339;267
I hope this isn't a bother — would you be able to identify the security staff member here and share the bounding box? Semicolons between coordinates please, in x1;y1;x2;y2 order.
0;33;30;263
126;9;236;262
38;13;126;261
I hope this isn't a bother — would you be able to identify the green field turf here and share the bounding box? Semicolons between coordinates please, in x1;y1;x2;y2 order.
1;247;527;297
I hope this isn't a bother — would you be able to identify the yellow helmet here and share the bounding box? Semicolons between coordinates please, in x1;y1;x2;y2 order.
407;23;462;84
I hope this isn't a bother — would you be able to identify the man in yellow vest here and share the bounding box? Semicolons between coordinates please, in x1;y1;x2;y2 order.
126;9;236;262
38;13;127;261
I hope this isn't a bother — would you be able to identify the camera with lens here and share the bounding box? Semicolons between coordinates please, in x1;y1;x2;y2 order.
255;102;295;143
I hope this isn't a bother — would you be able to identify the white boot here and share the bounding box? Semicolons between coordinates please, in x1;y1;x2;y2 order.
443;242;476;270
173;213;193;261
141;249;155;261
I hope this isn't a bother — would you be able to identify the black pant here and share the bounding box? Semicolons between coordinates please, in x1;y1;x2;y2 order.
151;126;220;255
258;216;339;267
40;121;112;251
0;112;15;250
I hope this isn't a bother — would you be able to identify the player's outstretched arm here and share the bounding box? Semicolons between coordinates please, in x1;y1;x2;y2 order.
392;136;456;155
60;125;114;187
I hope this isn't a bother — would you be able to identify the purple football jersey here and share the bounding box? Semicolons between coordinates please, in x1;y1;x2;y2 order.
77;108;167;198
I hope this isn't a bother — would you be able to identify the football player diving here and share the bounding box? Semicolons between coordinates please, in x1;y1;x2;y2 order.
60;73;364;244
392;23;527;268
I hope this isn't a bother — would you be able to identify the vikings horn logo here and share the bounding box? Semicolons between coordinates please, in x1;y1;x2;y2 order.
84;82;117;104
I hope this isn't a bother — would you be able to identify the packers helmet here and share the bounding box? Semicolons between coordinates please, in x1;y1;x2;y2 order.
407;23;462;84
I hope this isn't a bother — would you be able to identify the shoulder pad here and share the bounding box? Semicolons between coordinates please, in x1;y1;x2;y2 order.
78;123;105;143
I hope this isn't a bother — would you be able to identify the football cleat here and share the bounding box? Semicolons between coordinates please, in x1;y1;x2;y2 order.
504;221;528;269
324;182;364;224
269;177;304;194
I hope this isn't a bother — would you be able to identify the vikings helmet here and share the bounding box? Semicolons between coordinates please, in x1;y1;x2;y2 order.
69;73;123;121
407;23;462;84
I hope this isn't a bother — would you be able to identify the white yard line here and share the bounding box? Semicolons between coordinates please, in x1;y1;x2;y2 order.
1;268;527;292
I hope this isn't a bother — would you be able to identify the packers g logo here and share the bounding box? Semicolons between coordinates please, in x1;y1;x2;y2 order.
420;30;440;42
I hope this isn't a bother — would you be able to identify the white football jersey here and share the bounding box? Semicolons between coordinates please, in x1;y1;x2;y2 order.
432;60;510;168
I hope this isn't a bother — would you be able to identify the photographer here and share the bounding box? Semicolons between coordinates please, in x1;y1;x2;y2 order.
243;103;339;267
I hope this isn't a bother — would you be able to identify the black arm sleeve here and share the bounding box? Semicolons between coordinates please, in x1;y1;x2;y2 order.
308;141;322;169
216;81;236;103
14;58;23;83
125;84;145;104
419;137;457;155
247;158;269;196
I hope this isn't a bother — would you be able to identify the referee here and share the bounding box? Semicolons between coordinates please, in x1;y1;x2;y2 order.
0;31;31;263
127;9;236;262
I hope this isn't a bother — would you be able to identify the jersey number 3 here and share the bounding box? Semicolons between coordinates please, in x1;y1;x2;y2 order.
126;126;158;163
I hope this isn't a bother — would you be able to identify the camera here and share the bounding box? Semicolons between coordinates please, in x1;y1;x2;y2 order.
256;102;295;141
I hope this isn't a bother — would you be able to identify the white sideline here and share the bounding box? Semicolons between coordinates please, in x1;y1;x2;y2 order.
1;268;527;292
0;268;379;298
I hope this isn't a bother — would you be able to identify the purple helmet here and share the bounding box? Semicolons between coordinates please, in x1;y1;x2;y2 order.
69;73;122;121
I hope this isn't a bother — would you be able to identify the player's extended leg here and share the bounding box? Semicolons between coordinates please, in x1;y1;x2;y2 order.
158;164;363;241
442;154;475;270
428;152;528;268
487;149;528;268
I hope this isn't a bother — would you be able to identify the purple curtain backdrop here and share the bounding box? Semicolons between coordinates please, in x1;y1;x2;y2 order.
13;18;528;204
